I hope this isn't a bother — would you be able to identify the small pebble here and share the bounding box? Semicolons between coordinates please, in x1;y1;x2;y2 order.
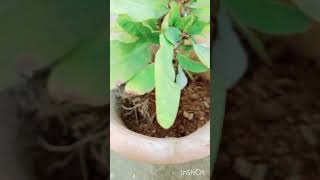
183;111;194;120
203;101;210;108
190;94;199;100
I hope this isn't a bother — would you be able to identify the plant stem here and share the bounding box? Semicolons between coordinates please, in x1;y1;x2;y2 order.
185;70;195;81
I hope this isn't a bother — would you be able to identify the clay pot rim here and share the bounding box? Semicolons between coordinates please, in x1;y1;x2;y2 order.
110;93;210;164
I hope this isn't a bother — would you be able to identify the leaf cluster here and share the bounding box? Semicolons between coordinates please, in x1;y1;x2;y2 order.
110;0;210;128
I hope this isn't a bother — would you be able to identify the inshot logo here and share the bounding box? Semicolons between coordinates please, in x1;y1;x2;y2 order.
180;169;206;176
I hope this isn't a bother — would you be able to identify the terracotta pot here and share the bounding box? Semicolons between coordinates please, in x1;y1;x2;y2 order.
0;91;34;179
110;12;218;165
110;92;210;164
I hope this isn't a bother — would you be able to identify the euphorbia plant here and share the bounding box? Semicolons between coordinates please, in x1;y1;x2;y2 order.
110;0;210;129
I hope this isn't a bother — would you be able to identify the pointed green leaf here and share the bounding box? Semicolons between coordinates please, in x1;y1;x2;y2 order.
175;15;195;32
155;34;181;129
176;66;188;89
292;0;320;22
161;12;171;30
110;40;152;89
48;33;107;106
111;0;169;22
223;0;312;34
192;41;210;68
164;27;181;45
125;64;155;95
187;20;208;35
169;1;181;26
177;53;208;73
142;19;160;33
111;13;140;43
117;15;159;43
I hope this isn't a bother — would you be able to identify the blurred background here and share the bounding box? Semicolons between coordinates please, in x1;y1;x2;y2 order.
213;0;320;179
0;0;107;179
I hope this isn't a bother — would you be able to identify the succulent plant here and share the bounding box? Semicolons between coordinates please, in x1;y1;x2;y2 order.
110;0;210;129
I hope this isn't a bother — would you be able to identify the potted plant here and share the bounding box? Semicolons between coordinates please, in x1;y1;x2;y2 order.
110;0;226;167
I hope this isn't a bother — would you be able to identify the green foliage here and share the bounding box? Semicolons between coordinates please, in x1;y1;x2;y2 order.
110;40;152;89
0;0;106;91
110;0;169;22
177;54;208;73
117;15;160;43
190;0;210;22
292;0;320;22
48;32;107;105
175;15;195;32
176;65;188;89
210;72;226;173
168;1;180;26
192;40;210;68
125;64;155;95
155;34;181;129
223;0;312;34
164;27;181;45
111;0;210;129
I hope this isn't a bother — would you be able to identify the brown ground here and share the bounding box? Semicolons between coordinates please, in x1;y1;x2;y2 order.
213;43;320;180
120;76;210;138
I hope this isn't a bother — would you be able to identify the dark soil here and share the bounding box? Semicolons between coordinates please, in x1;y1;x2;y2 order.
120;76;210;138
14;76;108;180
213;42;320;180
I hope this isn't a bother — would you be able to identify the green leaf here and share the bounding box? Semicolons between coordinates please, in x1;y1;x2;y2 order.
186;19;208;35
48;32;107;106
192;41;210;68
169;1;181;26
142;19;160;33
179;45;193;52
292;0;320;22
111;0;169;22
175;66;188;89
155;34;181;129
210;71;226;172
190;0;210;22
223;0;312;34
117;15;159;43
177;53;208;73
0;0;106;90
164;27;182;45
125;64;155;95
110;40;152;89
110;22;139;43
213;8;248;89
175;15;195;32
161;12;171;30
